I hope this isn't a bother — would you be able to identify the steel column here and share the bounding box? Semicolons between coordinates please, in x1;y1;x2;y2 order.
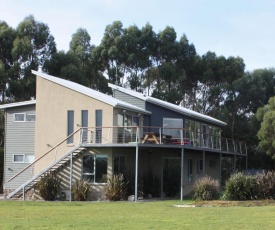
160;152;163;199
180;148;185;201
135;143;139;202
219;153;222;189
203;151;205;175
69;152;73;202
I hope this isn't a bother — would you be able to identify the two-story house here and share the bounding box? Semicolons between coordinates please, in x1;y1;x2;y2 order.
0;70;247;201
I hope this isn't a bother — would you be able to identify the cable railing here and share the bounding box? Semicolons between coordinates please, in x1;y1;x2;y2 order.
6;126;246;192
79;126;247;155
6;128;83;190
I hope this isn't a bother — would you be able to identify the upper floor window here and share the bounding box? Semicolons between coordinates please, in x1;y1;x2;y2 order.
13;154;35;163
163;118;183;138
14;113;35;122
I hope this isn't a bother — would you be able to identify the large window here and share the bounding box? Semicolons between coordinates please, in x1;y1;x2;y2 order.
117;113;140;127
82;155;108;183
13;154;35;163
117;113;139;143
187;158;193;182
185;120;221;149
185;119;200;147
197;159;203;175
210;126;221;149
114;155;126;174
14;113;35;122
163;118;183;138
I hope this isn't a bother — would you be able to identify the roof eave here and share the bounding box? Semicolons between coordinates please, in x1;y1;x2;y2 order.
147;98;227;126
115;103;151;115
0;100;36;110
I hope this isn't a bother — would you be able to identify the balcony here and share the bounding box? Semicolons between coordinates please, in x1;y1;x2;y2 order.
79;126;247;155
5;125;246;198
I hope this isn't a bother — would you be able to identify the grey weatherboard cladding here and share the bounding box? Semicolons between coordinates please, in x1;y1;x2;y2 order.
4;105;35;189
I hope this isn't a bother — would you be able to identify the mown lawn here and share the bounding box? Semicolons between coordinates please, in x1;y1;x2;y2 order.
0;200;275;229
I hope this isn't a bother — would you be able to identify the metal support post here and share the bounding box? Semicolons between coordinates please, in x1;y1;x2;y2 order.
70;152;73;202
203;151;206;176
135;143;139;202
180;148;184;201
219;153;222;189
160;152;163;199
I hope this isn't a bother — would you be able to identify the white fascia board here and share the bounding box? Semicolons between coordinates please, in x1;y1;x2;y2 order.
32;70;150;115
0;100;36;110
108;83;226;126
108;83;148;100
147;97;226;126
115;103;151;114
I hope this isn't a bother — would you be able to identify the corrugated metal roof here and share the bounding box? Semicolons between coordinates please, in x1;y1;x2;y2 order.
108;83;227;126
31;70;151;115
0;100;36;109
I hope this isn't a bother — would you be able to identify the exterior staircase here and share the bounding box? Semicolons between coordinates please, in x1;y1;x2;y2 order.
7;145;86;199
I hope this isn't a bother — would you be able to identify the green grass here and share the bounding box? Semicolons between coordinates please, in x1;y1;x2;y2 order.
0;200;275;229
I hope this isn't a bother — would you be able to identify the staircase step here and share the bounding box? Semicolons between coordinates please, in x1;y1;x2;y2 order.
7;145;86;199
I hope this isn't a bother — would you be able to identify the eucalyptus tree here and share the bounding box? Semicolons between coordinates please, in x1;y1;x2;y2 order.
69;28;94;86
100;21;126;85
256;96;275;161
10;15;56;101
69;28;92;67
124;23;157;92
0;21;16;102
151;26;179;99
175;34;199;108
44;50;88;85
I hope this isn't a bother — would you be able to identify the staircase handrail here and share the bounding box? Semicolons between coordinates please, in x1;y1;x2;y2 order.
7;128;82;183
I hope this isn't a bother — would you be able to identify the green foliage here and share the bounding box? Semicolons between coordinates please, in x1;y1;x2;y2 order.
72;179;91;201
163;159;180;197
142;170;160;197
105;174;128;201
122;169;144;197
257;97;275;160
223;172;258;200
194;176;220;200
255;171;275;199
36;173;61;201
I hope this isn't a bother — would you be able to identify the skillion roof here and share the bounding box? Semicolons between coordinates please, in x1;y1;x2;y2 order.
32;70;151;115
108;83;227;126
0;100;36;110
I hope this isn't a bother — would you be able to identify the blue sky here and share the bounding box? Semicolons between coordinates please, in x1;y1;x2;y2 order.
1;0;274;71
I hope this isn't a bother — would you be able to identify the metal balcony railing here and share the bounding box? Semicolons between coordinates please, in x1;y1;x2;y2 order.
79;126;247;155
6;126;246;195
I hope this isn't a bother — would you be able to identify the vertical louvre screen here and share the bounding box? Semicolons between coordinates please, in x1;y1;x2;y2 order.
67;110;74;144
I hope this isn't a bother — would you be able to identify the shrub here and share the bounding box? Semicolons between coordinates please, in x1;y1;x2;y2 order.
163;167;180;197
193;176;220;200
72;179;91;201
223;172;258;200
36;173;62;201
256;171;275;199
123;170;143;197
142;170;160;197
105;174;128;201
